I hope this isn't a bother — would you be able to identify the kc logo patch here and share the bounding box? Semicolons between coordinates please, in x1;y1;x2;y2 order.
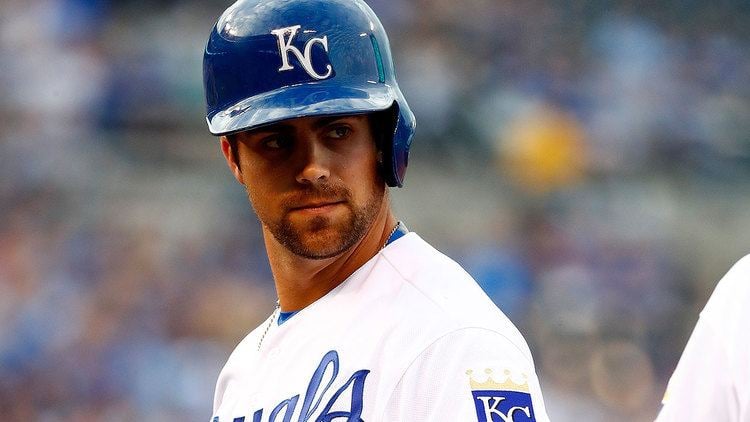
467;369;536;422
271;25;333;80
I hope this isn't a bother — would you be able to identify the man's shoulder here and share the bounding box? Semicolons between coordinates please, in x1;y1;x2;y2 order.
380;232;494;305
376;232;526;346
380;232;475;286
219;316;269;370
212;317;271;411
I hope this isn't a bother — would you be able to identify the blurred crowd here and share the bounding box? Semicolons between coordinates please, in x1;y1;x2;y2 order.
1;0;749;420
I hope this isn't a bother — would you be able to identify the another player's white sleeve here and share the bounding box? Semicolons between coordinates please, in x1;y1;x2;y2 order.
656;256;750;422
655;312;735;422
382;327;550;422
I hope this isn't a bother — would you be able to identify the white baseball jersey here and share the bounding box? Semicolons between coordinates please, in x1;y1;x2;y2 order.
211;232;549;422
656;255;750;421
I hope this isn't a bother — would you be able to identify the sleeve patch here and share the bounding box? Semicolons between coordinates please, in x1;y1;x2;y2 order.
467;369;536;422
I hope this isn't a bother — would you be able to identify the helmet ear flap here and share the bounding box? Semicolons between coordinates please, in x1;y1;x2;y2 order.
370;106;400;187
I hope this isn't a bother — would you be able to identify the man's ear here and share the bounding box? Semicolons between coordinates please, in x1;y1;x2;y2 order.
220;136;244;185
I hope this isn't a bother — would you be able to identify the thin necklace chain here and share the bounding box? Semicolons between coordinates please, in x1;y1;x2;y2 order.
257;223;399;352
383;222;400;250
257;300;280;351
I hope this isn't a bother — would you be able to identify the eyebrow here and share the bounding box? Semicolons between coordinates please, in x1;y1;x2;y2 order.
311;115;352;129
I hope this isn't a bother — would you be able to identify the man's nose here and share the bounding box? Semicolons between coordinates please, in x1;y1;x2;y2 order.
295;140;330;185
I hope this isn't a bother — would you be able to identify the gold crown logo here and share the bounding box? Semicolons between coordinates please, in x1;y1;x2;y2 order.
466;369;530;393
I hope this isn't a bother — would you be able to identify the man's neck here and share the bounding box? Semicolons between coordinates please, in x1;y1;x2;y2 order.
264;202;397;313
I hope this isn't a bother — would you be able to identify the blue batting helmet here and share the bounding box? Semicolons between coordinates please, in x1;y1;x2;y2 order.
203;0;416;187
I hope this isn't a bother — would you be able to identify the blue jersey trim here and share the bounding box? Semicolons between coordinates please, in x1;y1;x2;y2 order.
385;221;408;246
278;310;298;325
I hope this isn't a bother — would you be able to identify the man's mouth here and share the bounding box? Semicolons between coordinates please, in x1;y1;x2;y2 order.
289;200;345;213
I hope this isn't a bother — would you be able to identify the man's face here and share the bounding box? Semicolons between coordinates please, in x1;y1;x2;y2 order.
226;114;385;259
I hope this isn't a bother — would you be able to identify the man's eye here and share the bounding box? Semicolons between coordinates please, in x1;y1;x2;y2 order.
262;137;288;149
328;126;351;139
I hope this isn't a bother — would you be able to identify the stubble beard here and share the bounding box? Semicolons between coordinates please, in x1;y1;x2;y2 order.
253;183;385;260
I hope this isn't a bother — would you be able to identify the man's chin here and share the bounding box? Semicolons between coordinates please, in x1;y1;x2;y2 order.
294;245;350;260
288;234;357;260
275;219;361;260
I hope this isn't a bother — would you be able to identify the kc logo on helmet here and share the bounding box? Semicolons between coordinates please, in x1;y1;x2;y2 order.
271;25;333;80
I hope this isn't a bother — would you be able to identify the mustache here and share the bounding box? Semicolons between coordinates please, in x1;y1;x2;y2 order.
280;184;352;210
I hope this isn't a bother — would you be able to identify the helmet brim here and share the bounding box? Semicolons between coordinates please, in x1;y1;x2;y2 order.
207;82;396;136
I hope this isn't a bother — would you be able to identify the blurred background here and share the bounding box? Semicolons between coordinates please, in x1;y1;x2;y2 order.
1;0;750;420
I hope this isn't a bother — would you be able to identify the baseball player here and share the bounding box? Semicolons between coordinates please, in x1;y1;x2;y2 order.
203;0;550;421
656;256;750;421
